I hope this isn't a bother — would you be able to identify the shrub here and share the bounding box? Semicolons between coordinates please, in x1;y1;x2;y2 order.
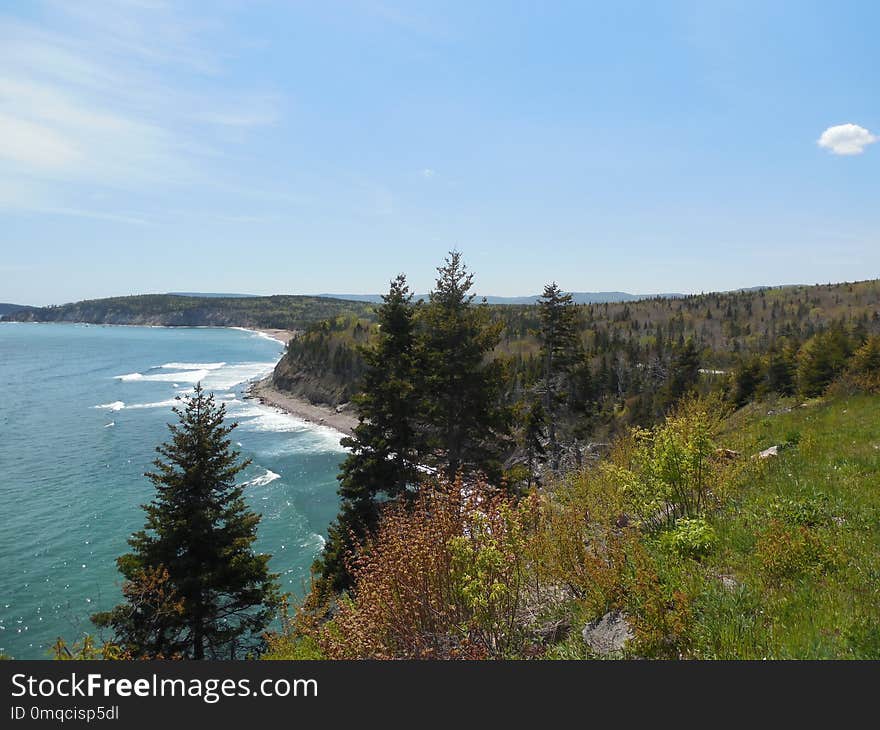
658;517;717;559
755;520;839;582
311;479;536;659
601;397;732;531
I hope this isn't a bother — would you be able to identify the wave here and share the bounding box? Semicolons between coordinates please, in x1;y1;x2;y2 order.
241;469;281;488
227;401;347;452
126;399;179;409
159;362;226;371
115;369;210;383
104;421;115;428
200;362;275;390
94;401;125;411
114;373;143;381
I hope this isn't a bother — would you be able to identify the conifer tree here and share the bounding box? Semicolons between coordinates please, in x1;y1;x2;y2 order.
318;275;422;592
417;251;509;480
536;282;582;470
664;337;700;407
92;385;280;659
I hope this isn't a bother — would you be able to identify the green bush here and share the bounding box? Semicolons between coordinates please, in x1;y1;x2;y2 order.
659;517;718;559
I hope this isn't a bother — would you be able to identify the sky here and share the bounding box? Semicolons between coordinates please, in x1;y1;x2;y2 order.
1;1;879;306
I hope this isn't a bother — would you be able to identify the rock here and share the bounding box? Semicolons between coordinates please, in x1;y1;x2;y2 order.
581;611;633;655
715;448;740;460
718;574;740;592
756;445;779;460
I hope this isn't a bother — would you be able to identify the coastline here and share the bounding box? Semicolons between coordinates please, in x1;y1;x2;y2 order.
247;375;357;437
244;327;357;438
235;327;298;346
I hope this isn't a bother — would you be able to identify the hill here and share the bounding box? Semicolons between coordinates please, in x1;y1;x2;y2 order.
272;279;880;418
0;303;30;316
1;294;375;331
317;291;684;305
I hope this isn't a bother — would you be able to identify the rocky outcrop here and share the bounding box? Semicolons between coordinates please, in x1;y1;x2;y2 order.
581;611;633;655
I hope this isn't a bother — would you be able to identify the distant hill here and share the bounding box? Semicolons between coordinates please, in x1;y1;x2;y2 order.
0;303;30;316
168;292;259;299
317;291;685;305
1;294;374;330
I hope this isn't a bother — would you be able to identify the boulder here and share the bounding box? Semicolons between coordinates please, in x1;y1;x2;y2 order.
756;445;779;459
582;611;633;655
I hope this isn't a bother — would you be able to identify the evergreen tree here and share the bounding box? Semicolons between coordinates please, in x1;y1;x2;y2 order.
797;328;852;397
536;282;582;470
93;385;280;659
730;356;763;407
521;399;547;489
664;337;700;407
318;275;422;592
765;343;797;396
417;252;509;480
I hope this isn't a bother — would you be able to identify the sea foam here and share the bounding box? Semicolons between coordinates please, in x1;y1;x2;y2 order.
159;362;226;371
242;469;281;488
94;401;125;411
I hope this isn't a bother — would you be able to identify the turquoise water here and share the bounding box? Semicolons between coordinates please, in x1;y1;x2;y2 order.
0;323;345;659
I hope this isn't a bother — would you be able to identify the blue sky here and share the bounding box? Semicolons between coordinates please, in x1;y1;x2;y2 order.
1;1;878;305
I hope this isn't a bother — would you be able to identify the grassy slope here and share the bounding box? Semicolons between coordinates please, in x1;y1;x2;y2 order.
688;394;879;658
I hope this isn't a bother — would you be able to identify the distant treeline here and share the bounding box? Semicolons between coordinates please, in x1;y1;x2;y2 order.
275;278;880;440
2;294;375;331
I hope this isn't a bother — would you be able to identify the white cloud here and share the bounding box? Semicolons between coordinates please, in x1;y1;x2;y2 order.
817;123;877;156
421;168;436;178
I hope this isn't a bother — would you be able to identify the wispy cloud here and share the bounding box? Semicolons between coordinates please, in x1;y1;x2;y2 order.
0;1;282;221
817;123;877;156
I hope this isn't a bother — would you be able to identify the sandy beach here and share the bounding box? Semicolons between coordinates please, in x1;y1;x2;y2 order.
249;328;298;346
248;375;358;436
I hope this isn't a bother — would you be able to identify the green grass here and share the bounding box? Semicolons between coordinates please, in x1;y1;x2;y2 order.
685;394;880;658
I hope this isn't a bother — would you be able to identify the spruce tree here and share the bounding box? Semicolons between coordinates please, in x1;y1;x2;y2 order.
664;337;700;407
93;385;280;659
318;274;422;592
417;251;509;480
536;282;582;470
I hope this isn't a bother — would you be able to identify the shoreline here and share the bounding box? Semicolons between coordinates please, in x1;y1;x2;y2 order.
247;376;357;437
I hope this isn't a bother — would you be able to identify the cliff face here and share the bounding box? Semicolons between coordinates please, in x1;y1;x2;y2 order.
270;354;357;407
270;317;372;407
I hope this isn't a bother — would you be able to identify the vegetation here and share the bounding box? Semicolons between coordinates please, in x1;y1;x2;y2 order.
263;262;880;661
91;385;280;659
273;278;880;452
316;254;510;591
269;392;880;660
2;293;374;331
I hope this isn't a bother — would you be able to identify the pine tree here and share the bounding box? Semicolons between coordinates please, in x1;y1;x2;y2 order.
417;251;509;480
318;275;422;592
536;282;582;470
765;343;797;396
522;399;546;489
92;385;280;659
730;355;763;407
664;337;700;407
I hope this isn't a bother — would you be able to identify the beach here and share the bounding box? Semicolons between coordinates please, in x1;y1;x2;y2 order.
248;328;298;346
248;375;357;436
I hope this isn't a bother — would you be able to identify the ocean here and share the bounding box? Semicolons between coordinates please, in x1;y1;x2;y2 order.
0;323;345;659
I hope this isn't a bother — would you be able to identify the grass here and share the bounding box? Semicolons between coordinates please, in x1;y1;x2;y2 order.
685;394;880;658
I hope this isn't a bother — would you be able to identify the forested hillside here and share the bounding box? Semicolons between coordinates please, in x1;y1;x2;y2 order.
262;256;880;660
2;294;374;331
273;278;880;440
